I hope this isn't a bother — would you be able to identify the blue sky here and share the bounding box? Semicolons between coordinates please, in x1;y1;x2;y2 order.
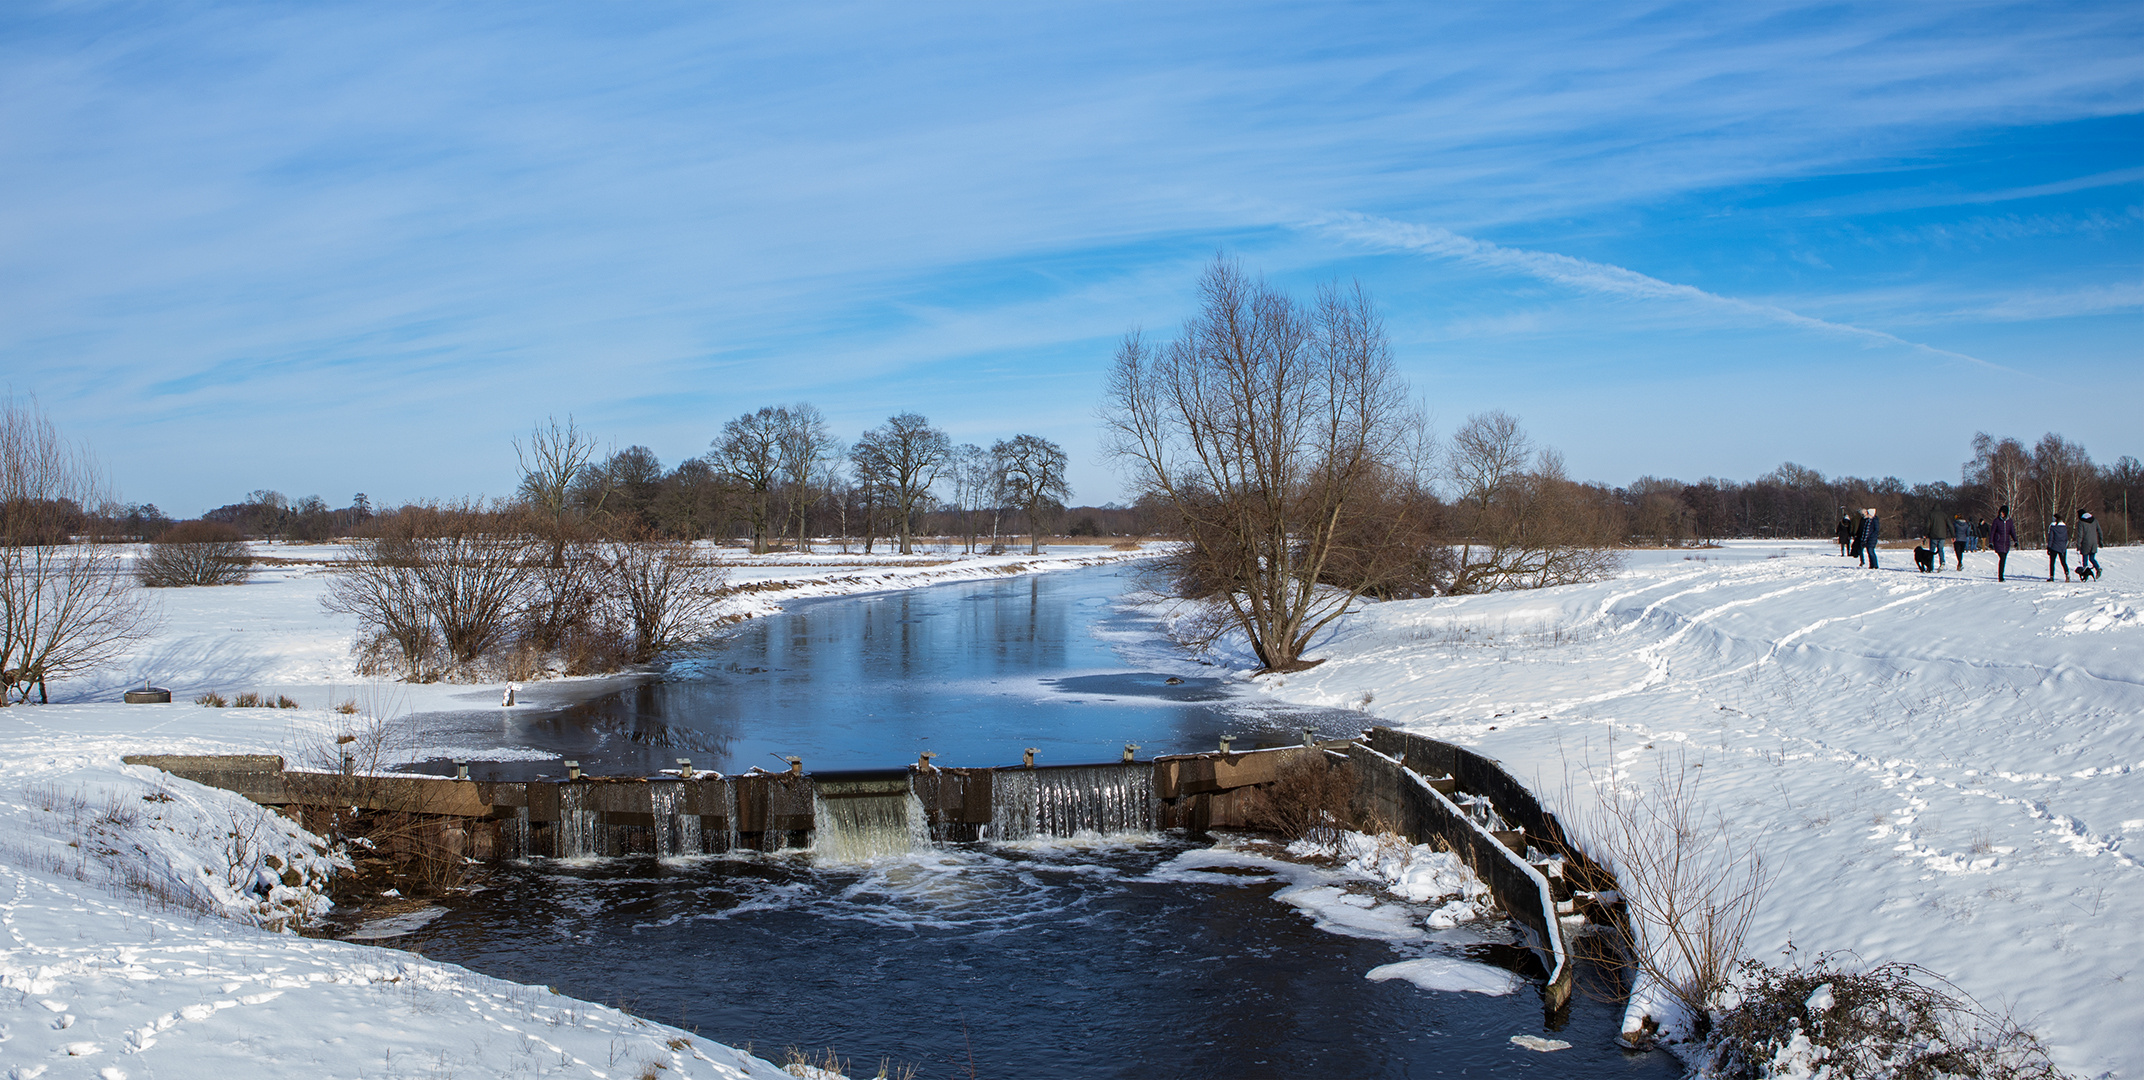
3;2;2138;515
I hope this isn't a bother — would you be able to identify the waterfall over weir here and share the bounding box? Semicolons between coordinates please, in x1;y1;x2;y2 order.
505;763;1160;862
811;775;929;864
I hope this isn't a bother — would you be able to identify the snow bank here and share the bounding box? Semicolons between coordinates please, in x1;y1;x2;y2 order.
1174;542;2144;1078
0;861;789;1079
2;545;1150;1080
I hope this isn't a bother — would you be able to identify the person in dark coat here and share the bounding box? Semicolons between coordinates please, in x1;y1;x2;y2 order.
1835;511;1855;557
1951;515;1972;571
1856;508;1881;570
1925;507;1950;570
2076;509;2103;578
1976;517;1989;552
1990;506;2016;582
2046;514;2070;582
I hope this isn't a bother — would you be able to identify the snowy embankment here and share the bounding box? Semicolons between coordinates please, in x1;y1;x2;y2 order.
2;544;1148;1080
1187;542;2140;1078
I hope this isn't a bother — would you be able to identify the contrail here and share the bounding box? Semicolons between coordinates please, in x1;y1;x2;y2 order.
1305;210;2016;374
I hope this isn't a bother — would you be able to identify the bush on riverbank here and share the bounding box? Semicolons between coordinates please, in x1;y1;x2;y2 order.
1701;953;2069;1080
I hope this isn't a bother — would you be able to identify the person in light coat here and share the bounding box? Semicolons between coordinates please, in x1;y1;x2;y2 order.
1990;506;2017;582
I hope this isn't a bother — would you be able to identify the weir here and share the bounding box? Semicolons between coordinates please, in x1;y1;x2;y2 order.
123;732;1604;1008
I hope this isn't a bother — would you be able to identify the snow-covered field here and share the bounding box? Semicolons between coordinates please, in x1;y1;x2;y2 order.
2;543;1146;1080
11;537;2138;1076
1189;541;2142;1078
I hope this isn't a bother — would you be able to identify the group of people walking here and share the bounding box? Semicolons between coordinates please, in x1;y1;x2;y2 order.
1833;506;2105;582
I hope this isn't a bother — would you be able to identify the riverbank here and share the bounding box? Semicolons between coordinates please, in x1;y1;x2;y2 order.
1182;541;2140;1078
0;544;1153;1080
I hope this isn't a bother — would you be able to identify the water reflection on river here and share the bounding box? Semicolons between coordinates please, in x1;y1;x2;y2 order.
409;565;1374;780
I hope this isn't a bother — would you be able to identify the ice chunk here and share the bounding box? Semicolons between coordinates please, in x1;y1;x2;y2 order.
1365;956;1521;995
1510;1034;1571;1051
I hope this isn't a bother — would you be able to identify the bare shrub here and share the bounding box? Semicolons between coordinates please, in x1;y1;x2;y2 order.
232;691;263;707
1444;412;1625;594
136;520;251;587
1706;954;2069;1080
195;691;228;707
599;538;730;662
1578;743;1770;1031
1244;754;1359;844
323;501;539;680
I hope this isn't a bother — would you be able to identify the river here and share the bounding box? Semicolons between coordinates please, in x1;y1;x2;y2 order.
392;564;1674;1078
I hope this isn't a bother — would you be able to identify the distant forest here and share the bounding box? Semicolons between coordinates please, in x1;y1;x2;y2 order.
65;427;2141;550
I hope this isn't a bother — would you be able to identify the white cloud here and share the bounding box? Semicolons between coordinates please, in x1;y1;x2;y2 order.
1305;210;2014;372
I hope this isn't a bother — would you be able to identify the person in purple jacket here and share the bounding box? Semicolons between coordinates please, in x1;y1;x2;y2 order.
1990;505;2017;582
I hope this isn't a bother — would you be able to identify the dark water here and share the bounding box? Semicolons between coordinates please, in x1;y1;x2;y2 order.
399;565;1675;1077
409;565;1375;780
412;839;1670;1079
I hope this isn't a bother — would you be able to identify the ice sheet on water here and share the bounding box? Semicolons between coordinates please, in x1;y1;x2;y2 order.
343;906;448;940
1366;957;1521;995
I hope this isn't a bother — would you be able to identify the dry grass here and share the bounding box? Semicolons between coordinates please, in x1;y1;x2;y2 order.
1242;753;1358;845
1574;742;1770;1029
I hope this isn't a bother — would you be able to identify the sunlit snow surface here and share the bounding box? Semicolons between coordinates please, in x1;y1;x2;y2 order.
1;545;1147;1080
1153;541;2144;1078
8;540;2142;1076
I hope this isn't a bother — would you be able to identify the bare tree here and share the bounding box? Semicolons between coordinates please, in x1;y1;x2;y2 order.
1443;413;1624;593
994;434;1072;555
848;438;891;554
777;403;835;553
1103;257;1420;672
946;444;991;553
1967;432;2033;525
515;416;609;568
714;406;786;552
650;456;731;540
2030;433;2098;533
0;396;158;703
856;412;951;555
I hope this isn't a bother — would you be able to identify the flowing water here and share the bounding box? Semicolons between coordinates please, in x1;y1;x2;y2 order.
398;564;1674;1077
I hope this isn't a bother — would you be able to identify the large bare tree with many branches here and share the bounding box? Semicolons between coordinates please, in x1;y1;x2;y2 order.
1103;257;1421;672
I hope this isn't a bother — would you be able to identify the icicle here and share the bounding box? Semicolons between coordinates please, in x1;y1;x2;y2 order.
558;784;595;858
722;778;740;854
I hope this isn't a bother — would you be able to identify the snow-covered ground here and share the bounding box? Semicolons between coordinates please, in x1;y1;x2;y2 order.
16;536;2136;1075
1181;541;2142;1078
2;543;1147;1080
